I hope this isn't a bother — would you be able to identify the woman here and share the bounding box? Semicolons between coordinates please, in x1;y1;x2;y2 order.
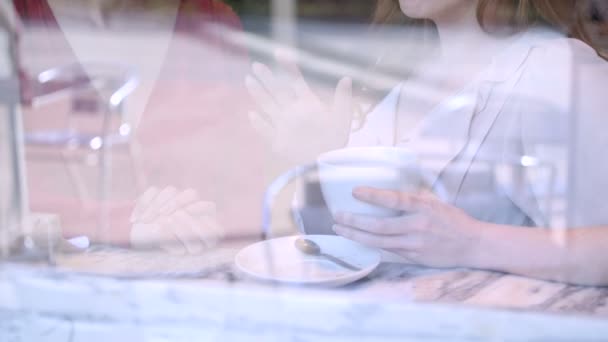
246;0;608;286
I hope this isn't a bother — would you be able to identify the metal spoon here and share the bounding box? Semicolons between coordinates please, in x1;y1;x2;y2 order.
294;238;361;271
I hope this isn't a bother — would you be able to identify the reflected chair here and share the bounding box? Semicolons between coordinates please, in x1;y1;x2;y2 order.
23;63;141;233
3;2;143;239
261;164;316;239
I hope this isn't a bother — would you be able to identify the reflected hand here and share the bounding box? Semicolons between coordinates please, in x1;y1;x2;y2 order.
333;187;482;268
246;49;354;161
129;187;224;255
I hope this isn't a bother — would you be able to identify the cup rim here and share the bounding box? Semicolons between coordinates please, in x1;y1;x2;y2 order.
317;146;418;167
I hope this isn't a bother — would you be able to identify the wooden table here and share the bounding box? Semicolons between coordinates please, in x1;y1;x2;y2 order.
1;238;607;341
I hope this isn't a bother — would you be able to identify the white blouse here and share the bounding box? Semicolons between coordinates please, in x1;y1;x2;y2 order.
348;28;608;229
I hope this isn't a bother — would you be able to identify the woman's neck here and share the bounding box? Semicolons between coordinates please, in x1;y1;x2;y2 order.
431;5;508;66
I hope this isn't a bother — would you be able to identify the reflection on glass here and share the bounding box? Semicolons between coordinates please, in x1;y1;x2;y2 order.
2;1;608;340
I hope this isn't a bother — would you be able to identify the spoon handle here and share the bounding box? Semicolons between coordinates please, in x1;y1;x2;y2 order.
320;253;362;271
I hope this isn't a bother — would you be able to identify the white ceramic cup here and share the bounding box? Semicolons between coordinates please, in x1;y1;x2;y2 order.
317;146;427;217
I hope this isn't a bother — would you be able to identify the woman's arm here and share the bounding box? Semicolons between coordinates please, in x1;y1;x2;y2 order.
333;187;608;287
472;223;608;286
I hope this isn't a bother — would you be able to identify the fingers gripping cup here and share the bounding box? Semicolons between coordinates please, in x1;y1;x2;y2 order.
317;147;428;217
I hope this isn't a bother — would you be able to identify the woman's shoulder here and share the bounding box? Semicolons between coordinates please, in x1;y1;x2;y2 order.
523;30;608;77
510;29;608;113
506;30;608;142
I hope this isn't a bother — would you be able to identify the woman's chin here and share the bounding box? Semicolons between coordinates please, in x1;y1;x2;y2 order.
398;0;469;20
398;0;426;18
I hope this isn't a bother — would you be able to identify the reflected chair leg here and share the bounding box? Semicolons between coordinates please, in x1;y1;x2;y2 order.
127;140;146;195
97;100;114;243
97;141;111;244
61;148;89;205
545;165;557;226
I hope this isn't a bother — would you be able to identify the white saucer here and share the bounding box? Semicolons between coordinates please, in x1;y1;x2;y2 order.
234;235;381;287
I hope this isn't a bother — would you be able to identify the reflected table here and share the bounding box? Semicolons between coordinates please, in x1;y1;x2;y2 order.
1;238;608;341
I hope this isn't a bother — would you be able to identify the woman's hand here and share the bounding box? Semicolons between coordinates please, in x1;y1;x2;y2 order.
246;50;354;162
333;187;483;268
129;187;224;255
